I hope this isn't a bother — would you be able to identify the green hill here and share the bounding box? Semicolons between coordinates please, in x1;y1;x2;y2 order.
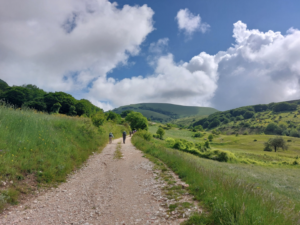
193;99;300;136
113;103;218;123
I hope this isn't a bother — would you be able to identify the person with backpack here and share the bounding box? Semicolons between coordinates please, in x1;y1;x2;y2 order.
109;132;114;144
122;131;127;144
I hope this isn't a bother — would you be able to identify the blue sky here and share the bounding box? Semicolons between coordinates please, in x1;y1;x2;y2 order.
109;0;300;80
1;0;300;111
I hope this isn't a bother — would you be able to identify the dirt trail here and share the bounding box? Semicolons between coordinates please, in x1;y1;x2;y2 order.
0;136;197;225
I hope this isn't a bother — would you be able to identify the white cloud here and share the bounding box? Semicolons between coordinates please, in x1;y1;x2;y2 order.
210;21;300;110
89;21;300;111
0;0;154;92
89;53;218;110
176;8;210;36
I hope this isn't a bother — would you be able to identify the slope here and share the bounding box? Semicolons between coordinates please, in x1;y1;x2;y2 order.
113;103;218;123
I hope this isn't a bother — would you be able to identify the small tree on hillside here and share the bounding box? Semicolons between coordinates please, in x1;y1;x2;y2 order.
156;127;165;139
264;136;288;152
208;134;214;142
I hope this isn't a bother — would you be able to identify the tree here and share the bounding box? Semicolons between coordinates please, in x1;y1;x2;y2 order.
243;111;255;119
91;111;106;127
208;119;220;129
68;105;77;116
125;112;148;130
51;102;61;113
2;87;29;107
264;136;288;152
105;111;121;123
273;102;297;112
120;110;133;118
156;127;165;139
265;123;278;134
208;134;214;142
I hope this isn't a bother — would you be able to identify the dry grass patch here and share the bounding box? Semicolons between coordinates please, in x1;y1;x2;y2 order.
114;142;123;159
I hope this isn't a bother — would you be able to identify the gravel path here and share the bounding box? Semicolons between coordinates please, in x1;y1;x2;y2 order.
0;136;194;225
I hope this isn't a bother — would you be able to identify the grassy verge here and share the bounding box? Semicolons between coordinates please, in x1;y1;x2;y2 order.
132;134;300;225
0;106;129;211
114;142;123;159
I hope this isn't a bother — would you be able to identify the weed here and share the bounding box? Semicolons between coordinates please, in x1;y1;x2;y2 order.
114;142;123;159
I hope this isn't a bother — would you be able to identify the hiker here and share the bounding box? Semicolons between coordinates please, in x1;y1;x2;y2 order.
122;131;127;144
129;131;132;137
109;132;114;144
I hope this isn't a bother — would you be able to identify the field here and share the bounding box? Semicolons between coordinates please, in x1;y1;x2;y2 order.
148;124;300;208
132;133;300;224
113;103;218;123
0;105;129;211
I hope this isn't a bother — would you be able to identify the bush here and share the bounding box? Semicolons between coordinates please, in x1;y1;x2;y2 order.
193;132;203;138
91;111;105;127
165;137;175;147
156;127;165;139
173;140;186;150
243;131;248;135
137;130;152;141
290;129;300;138
265;123;278;134
208;134;214;142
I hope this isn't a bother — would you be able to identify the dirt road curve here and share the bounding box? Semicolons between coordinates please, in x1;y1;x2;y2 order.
0;137;187;225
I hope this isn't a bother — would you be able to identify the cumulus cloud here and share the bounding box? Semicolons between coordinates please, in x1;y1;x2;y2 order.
2;1;300;112
90;21;300;111
176;8;210;36
89;53;218;110
211;21;300;110
0;0;154;92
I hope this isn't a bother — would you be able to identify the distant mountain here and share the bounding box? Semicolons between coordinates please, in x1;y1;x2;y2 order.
113;103;218;123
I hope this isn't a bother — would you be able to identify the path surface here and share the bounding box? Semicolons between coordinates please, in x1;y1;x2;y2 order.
0;137;190;225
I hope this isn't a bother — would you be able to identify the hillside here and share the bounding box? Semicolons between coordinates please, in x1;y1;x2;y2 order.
113;103;218;123
193;99;300;136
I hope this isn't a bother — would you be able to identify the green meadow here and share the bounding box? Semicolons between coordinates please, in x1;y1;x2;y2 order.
0;105;129;211
146;124;300;220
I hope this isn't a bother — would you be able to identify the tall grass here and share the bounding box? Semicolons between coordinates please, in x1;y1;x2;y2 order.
0;105;129;210
132;134;300;225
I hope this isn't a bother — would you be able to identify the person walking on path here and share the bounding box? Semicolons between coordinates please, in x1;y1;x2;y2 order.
122;131;127;144
130;131;132;137
109;132;114;144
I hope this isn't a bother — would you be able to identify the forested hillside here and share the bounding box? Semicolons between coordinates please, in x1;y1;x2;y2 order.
193;100;300;136
0;79;101;116
113;103;218;123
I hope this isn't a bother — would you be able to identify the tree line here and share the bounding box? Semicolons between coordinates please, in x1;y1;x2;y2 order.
0;79;101;117
193;101;299;130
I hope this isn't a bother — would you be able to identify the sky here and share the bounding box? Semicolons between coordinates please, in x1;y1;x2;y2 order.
1;0;300;111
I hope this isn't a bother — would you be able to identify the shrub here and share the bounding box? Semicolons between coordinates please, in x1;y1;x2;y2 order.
165;137;175;147
265;123;278;134
193;132;203;138
137;130;152;141
254;139;257;142
173;140;186;150
243;131;248;135
208;134;214;142
91;111;105;127
156;127;165;139
290;129;300;138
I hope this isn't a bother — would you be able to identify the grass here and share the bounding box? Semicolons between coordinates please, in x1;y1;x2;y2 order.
0;105;129;211
132;134;300;224
114;142;123;159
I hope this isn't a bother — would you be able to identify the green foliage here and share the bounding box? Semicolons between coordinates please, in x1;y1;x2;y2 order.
125;111;148;130
273;102;297;112
132;136;299;225
113;103;218;123
265;136;288;152
156;127;165;139
120;110;133;118
165;137;175;147
208;134;214;142
105;111;121;123
0;79;101;117
193;132;203;138
0;105;129;211
136;130;152;141
290;129;300;137
91;111;105;127
51;102;61;114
